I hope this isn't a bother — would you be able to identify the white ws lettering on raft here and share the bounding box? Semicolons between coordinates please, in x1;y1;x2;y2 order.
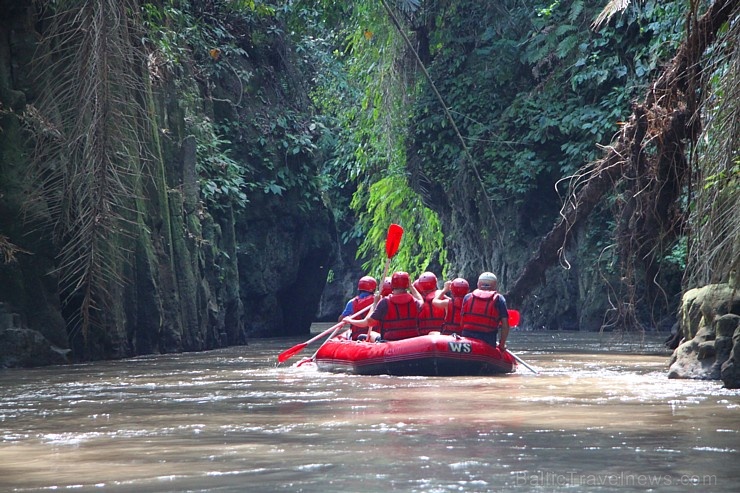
448;342;472;353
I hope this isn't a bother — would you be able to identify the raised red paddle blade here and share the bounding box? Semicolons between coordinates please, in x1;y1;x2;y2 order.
277;342;307;363
508;309;520;327
385;223;404;258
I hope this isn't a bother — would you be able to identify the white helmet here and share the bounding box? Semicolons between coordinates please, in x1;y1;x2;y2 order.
477;272;498;289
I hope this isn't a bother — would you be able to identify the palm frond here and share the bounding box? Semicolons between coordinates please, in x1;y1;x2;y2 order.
27;0;146;345
592;0;632;30
396;0;421;15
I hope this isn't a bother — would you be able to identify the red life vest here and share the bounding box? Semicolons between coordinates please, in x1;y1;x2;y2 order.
349;295;375;340
418;291;447;335
461;289;501;334
442;296;464;334
380;292;419;341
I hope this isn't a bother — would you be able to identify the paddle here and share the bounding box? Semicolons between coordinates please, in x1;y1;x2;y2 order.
277;299;374;364
501;308;537;373
365;224;404;339
278;323;342;364
304;224;403;360
507;309;520;327
279;224;403;364
509;351;539;374
382;224;404;278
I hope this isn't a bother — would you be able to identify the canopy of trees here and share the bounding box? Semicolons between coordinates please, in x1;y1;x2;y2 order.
0;0;737;363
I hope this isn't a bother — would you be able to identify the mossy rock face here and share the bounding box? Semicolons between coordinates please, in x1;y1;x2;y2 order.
670;283;740;385
697;340;717;360
235;198;334;338
715;336;734;360
694;324;716;342
680;283;736;339
679;287;702;339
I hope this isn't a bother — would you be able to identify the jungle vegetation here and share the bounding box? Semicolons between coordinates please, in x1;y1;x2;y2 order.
1;0;738;356
298;0;739;331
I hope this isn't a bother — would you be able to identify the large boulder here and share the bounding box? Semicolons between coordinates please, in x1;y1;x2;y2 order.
0;328;70;368
668;282;740;387
0;302;70;368
720;317;740;389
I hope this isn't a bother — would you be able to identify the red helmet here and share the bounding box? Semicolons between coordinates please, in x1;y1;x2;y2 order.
391;271;410;290
357;275;377;292
417;271;438;292
380;277;392;296
450;278;469;297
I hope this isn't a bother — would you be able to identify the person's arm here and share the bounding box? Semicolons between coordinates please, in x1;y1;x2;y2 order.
409;283;423;301
432;281;451;310
498;318;510;351
431;297;449;310
344;313;379;328
496;295;510;350
339;299;354;322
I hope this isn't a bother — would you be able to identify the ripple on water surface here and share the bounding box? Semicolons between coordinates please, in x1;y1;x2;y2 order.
0;334;738;492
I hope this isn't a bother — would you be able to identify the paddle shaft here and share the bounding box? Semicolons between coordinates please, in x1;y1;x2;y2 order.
309;320;352;361
509;351;538;374
278;310;365;364
364;258;394;340
309;303;376;360
294;304;373;360
304;323;344;346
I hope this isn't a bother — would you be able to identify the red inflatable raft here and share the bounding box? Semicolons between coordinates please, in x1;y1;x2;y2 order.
312;332;517;376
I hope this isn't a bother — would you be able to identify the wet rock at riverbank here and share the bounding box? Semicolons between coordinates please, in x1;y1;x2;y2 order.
668;282;740;388
0;306;70;368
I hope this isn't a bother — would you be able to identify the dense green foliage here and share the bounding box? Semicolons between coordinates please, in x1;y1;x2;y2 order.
9;0;736;350
142;0;324;213
287;0;694;293
293;0;449;278
283;0;740;331
411;0;685;201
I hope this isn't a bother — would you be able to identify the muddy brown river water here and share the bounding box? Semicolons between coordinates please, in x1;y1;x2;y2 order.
1;331;738;492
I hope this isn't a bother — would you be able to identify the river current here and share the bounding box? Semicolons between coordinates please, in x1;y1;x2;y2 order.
1;331;738;492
